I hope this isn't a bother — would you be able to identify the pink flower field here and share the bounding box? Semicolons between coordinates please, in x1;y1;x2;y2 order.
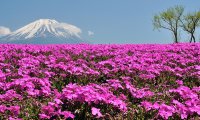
0;43;199;119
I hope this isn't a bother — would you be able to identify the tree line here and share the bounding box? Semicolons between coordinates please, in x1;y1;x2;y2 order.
153;5;200;43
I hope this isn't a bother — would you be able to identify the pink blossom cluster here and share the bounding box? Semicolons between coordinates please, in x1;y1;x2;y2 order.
141;80;200;119
0;43;199;119
60;83;127;112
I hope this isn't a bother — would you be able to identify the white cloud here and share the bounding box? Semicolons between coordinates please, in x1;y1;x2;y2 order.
0;26;11;35
88;31;94;36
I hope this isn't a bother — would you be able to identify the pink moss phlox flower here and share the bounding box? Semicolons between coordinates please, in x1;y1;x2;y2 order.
39;113;50;119
118;94;127;101
60;83;127;112
185;99;200;115
169;86;198;100
141;101;153;111
176;80;183;86
0;90;22;101
0;105;7;113
8;117;22;120
172;100;189;119
0;70;5;79
133;88;154;98
8;106;20;116
192;86;200;93
158;103;175;119
40;105;55;117
59;110;75;119
152;102;160;109
91;107;103;118
124;80;154;99
54;98;63;105
106;79;124;90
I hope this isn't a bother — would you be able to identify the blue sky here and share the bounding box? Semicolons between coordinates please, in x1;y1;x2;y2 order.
0;0;200;44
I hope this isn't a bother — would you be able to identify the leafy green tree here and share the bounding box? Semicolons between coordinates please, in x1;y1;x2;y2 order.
180;11;200;43
153;6;184;43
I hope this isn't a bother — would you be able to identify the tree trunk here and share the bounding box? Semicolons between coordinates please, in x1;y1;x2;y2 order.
190;35;193;43
192;34;195;43
190;33;196;43
174;32;178;43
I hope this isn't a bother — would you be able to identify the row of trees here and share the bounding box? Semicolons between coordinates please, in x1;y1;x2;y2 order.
153;5;200;43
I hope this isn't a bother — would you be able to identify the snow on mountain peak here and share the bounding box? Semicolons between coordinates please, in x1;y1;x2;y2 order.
6;19;82;40
37;19;58;24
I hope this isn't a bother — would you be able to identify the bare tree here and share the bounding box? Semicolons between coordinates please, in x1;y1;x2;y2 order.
153;6;184;43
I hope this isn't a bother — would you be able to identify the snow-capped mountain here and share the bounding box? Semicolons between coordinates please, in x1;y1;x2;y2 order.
0;19;87;44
